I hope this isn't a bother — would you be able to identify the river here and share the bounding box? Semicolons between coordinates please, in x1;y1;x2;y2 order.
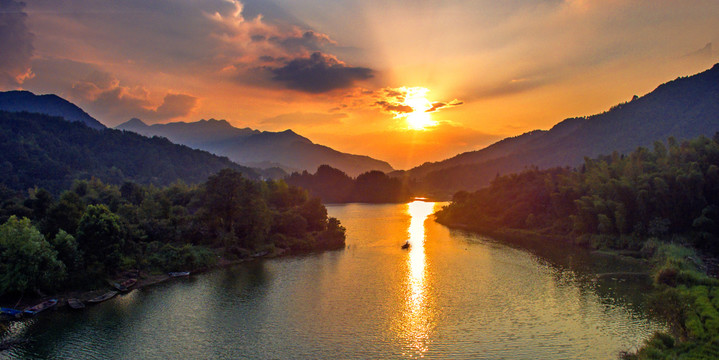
1;201;665;359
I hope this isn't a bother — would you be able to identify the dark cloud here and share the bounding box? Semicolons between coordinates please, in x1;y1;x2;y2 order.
426;99;463;113
0;0;34;87
375;101;413;114
269;31;335;53
269;52;373;93
372;87;462;118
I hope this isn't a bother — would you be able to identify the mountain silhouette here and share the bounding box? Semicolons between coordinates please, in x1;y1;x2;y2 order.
0;90;105;130
0;111;264;193
117;118;394;177
400;63;719;198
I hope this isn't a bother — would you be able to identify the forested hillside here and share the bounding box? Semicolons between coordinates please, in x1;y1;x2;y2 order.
286;165;412;203
403;63;719;198
0;91;105;130
436;134;719;358
0;111;262;193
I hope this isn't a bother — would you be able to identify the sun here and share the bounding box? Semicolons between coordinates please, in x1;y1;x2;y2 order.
406;111;434;130
401;87;437;130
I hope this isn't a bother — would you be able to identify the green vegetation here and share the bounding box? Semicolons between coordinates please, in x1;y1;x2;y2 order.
436;133;719;358
286;164;412;203
0;111;263;193
0;169;345;299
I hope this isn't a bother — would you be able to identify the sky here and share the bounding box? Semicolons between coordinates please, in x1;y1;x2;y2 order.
1;0;718;170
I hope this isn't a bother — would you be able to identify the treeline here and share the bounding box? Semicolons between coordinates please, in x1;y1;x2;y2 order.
436;133;719;358
0;169;345;298
437;134;719;253
286;165;412;203
0;111;268;193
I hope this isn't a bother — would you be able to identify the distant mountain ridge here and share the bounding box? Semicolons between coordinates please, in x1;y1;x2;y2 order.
402;63;719;198
0;90;105;130
117;118;394;177
0;111;263;193
119;117;259;148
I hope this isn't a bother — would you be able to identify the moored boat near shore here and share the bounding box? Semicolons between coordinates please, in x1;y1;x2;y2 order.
168;272;190;277
112;282;127;292
1;307;24;319
67;298;85;310
120;278;137;290
24;299;58;316
87;291;118;304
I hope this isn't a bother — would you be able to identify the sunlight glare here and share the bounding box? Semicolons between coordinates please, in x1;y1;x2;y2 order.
401;200;437;356
400;87;437;130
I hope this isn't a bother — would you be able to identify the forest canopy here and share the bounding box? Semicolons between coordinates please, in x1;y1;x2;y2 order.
0;170;345;298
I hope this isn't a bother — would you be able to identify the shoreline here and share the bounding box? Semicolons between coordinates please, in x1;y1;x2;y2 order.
438;220;651;266
0;245;343;324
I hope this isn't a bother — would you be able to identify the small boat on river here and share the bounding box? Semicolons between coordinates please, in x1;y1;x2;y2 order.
67;298;85;310
1;307;24;319
168;271;190;277
24;299;58;316
120;278;137;289
87;291;118;304
112;282;127;292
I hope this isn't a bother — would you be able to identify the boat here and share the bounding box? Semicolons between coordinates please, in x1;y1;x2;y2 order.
168;271;190;277
87;291;118;304
24;299;58;316
67;298;85;310
401;242;410;249
120;278;137;289
1;307;24;319
112;282;127;292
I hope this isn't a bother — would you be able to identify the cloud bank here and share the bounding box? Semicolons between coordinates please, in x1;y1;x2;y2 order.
70;71;198;124
0;0;34;87
269;52;373;93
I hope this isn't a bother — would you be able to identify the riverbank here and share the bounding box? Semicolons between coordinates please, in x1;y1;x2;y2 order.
0;244;342;325
437;220;719;359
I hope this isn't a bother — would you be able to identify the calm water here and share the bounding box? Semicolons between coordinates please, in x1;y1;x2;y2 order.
1;201;664;359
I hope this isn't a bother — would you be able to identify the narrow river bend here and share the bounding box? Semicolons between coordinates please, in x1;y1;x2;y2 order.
1;201;665;359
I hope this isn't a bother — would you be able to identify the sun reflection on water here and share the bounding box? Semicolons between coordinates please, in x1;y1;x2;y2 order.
401;200;436;357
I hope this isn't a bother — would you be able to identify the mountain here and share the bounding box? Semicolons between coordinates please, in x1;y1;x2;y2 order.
402;63;719;198
0;90;105;130
0;111;261;193
118;117;258;148
116;118;394;177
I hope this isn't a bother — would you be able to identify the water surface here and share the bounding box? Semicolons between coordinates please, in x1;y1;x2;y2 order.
1;201;664;359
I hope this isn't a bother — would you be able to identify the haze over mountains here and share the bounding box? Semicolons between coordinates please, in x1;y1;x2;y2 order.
399;63;719;198
116;118;394;177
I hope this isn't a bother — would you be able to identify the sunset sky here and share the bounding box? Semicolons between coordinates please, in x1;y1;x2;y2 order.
2;0;718;169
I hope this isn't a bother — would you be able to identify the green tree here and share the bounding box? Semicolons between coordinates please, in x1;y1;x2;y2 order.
76;204;125;274
44;191;85;236
0;216;66;296
51;230;83;276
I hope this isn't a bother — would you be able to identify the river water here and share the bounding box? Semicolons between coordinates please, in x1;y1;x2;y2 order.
1;201;665;359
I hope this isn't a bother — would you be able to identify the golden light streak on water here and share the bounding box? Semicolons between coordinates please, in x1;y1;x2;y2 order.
400;200;437;357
